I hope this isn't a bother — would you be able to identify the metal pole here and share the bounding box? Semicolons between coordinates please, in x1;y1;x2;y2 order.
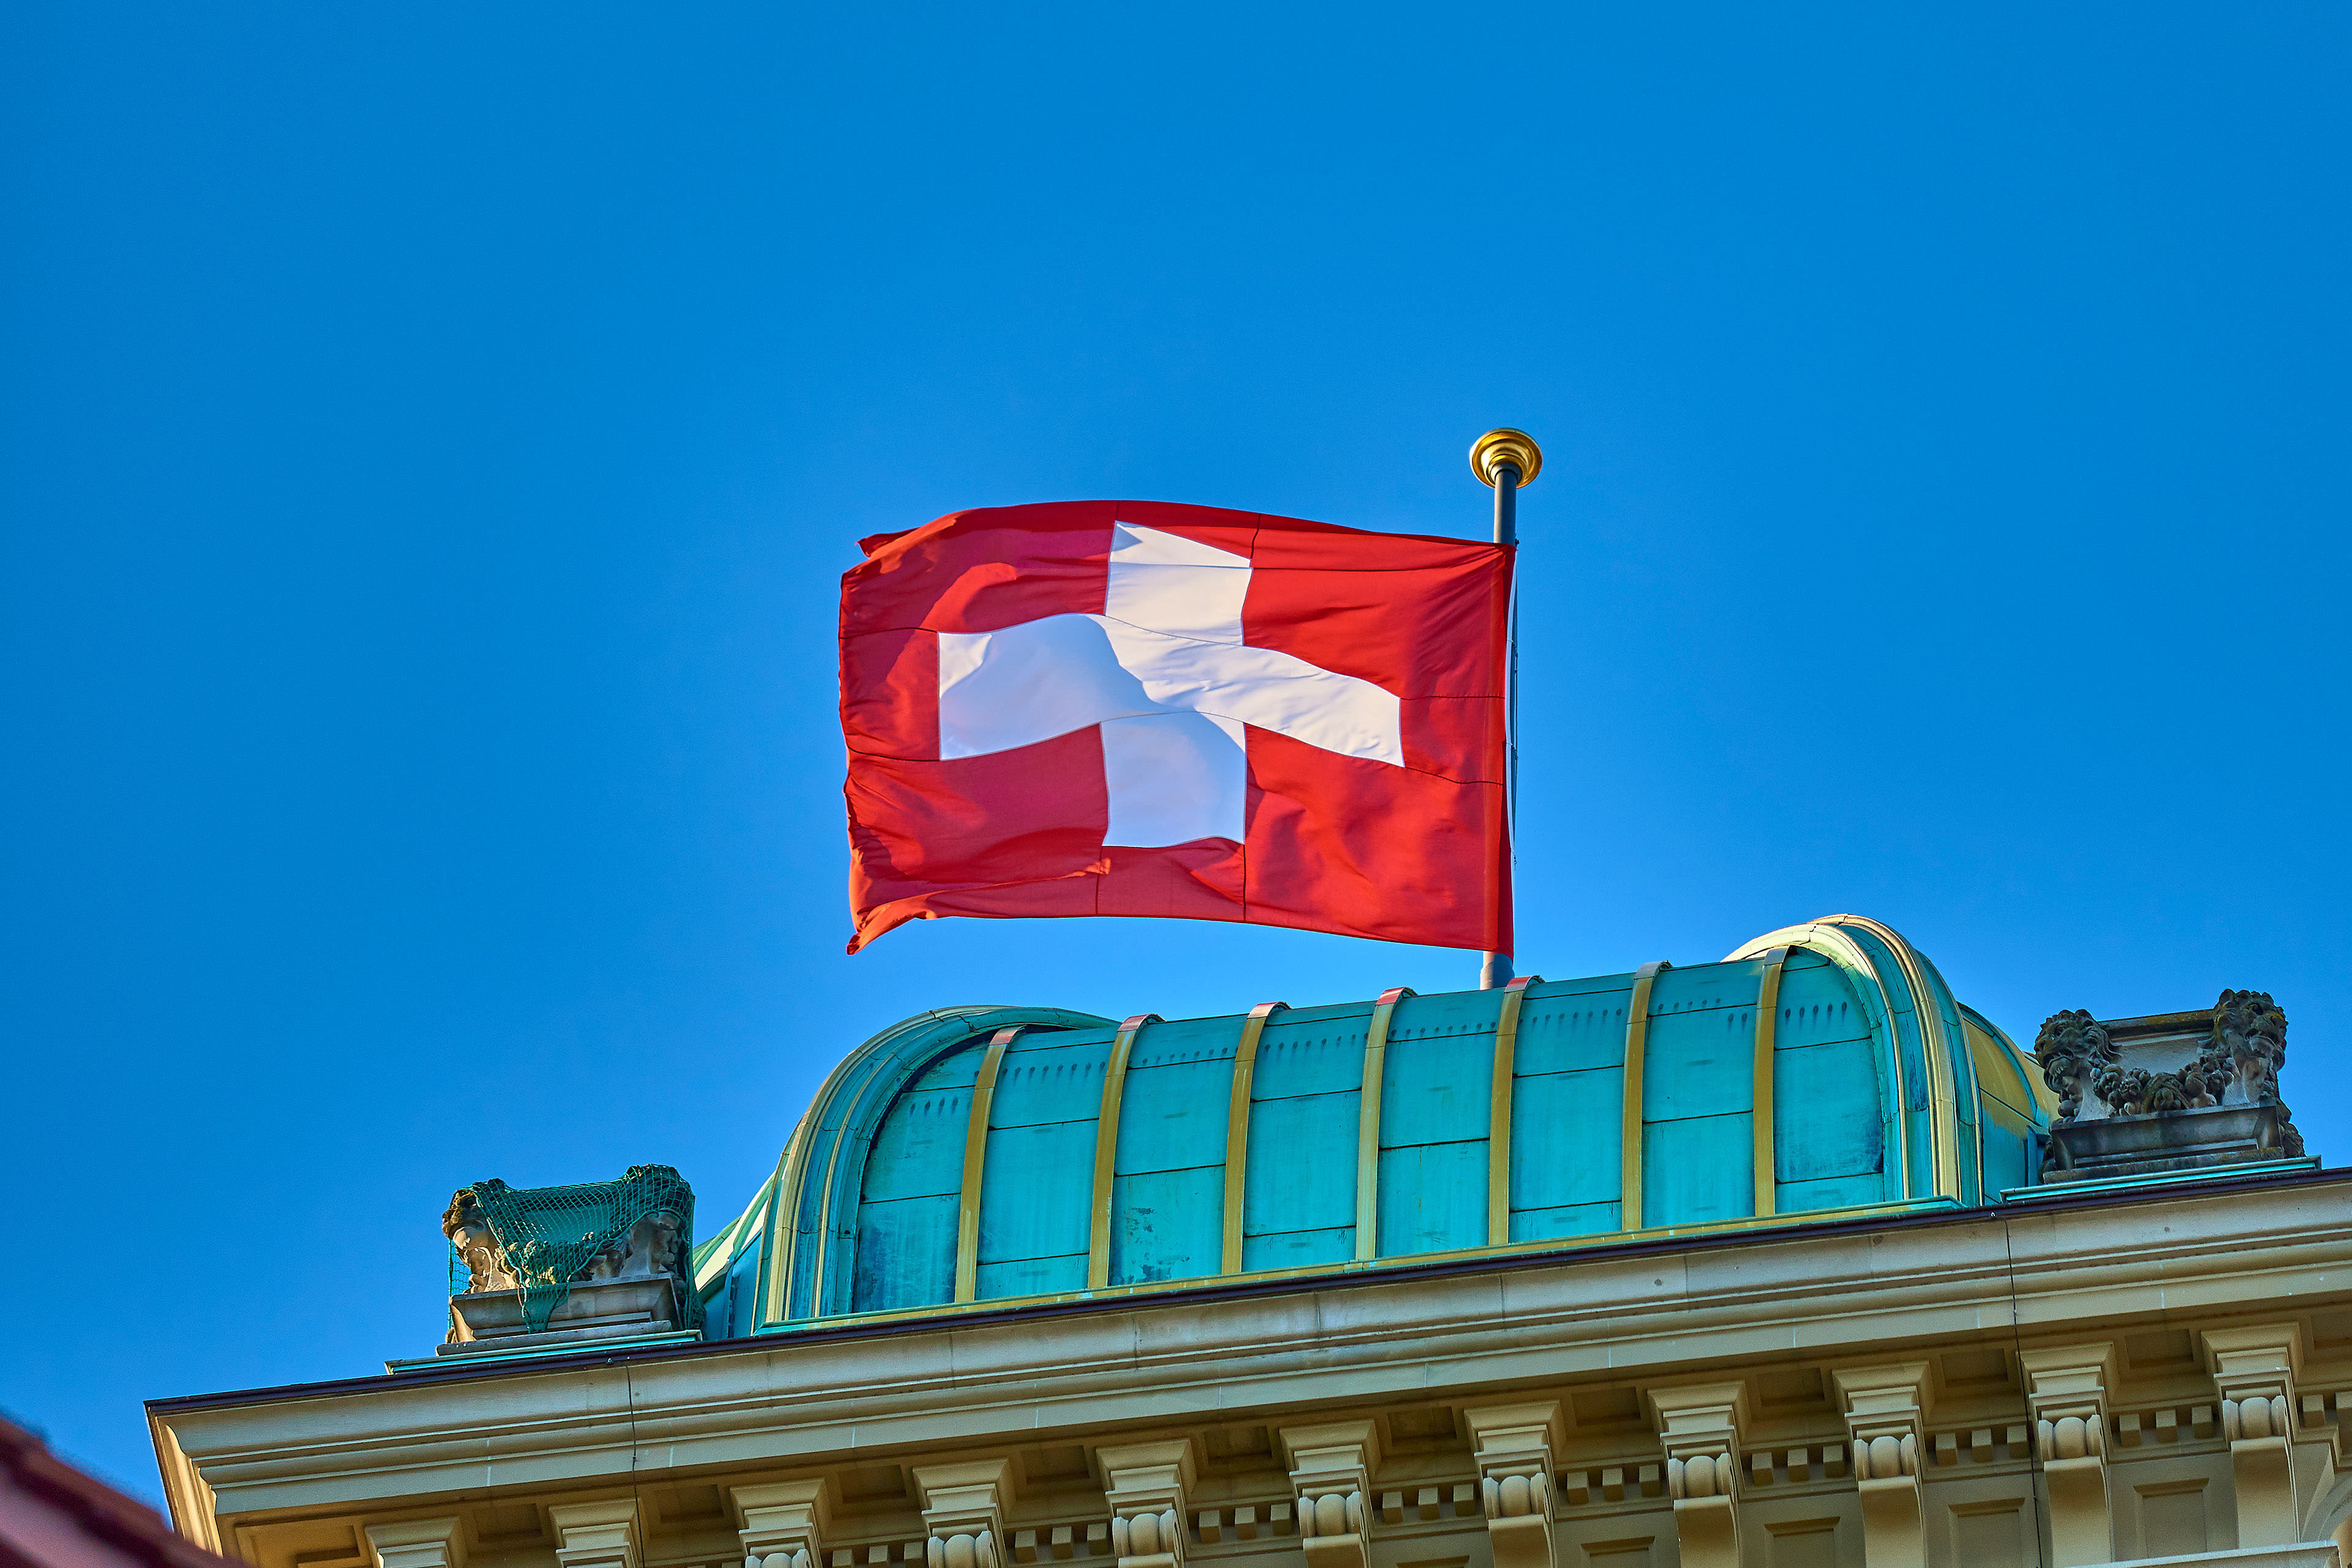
1469;429;1542;991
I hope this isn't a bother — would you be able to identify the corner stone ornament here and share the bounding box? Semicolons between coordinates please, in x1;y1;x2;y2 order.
437;1164;698;1356
2035;989;2305;1181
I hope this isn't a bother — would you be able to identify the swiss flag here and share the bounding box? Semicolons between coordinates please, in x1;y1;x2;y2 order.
839;499;1511;954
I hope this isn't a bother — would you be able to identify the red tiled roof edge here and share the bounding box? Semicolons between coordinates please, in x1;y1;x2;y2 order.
0;1415;241;1568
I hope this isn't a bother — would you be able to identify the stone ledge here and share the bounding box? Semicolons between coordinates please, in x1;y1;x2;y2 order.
2108;1545;2340;1568
387;1330;702;1374
445;1276;682;1347
144;1172;2352;1522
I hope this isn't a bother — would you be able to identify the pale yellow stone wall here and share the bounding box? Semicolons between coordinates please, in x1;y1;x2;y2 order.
151;1178;2352;1568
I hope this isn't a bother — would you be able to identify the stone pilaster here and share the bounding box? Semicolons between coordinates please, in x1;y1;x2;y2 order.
1094;1441;1196;1568
1833;1363;1931;1568
733;1480;832;1568
1463;1403;1564;1568
2020;1343;2117;1567
364;1519;466;1568
549;1502;642;1568
1280;1421;1380;1568
2203;1324;2311;1549
915;1460;1014;1568
1647;1383;1747;1568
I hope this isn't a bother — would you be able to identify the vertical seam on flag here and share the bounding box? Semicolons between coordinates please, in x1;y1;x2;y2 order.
1239;521;1261;926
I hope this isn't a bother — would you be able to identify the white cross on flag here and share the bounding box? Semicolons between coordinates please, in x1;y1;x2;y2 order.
839;499;1511;954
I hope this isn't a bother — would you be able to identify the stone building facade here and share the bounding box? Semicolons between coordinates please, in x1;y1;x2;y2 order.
146;914;2352;1567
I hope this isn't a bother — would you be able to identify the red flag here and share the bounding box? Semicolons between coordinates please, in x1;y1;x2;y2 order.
839;499;1511;954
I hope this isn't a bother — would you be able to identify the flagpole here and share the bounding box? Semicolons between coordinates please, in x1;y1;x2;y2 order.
1471;429;1542;990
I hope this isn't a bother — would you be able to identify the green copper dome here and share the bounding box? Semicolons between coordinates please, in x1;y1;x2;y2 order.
690;914;2052;1338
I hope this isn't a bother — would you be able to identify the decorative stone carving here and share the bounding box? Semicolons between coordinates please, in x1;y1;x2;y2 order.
549;1501;641;1568
2218;992;2299;1146
440;1192;516;1294
2036;1011;2120;1126
2037;992;2305;1180
734;1479;831;1568
583;1209;685;1282
2019;1344;2116;1566
1646;1384;1746;1568
1463;1403;1562;1568
1095;1441;1196;1568
1280;1421;1379;1568
1832;1363;1930;1568
915;1459;1013;1568
365;1518;466;1568
439;1167;698;1356
442;1186;688;1294
2203;1324;2313;1549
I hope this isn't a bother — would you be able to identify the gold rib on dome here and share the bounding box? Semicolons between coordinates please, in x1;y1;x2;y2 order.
721;916;2028;1333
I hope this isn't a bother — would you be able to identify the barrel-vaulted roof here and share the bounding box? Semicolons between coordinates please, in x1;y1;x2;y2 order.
690;914;2053;1338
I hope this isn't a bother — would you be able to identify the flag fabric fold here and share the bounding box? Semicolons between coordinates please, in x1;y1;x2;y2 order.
839;499;1510;954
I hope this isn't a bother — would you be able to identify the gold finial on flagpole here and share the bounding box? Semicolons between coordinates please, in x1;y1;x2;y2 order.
1469;427;1539;990
1469;428;1543;489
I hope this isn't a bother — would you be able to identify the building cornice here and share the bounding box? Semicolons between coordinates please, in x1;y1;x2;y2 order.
149;1168;2352;1545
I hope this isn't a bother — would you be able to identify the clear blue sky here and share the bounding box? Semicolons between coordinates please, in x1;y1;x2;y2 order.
5;4;2347;1501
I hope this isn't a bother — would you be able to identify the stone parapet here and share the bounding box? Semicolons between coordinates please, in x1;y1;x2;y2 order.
148;1173;2352;1566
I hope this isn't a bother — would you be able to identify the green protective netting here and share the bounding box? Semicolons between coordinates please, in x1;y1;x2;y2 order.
446;1164;699;1335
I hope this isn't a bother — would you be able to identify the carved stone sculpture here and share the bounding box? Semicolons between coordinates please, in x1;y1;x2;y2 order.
2218;990;2299;1149
581;1210;685;1283
441;1189;517;1293
438;1166;698;1355
2035;990;2305;1180
2034;1010;2119;1125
